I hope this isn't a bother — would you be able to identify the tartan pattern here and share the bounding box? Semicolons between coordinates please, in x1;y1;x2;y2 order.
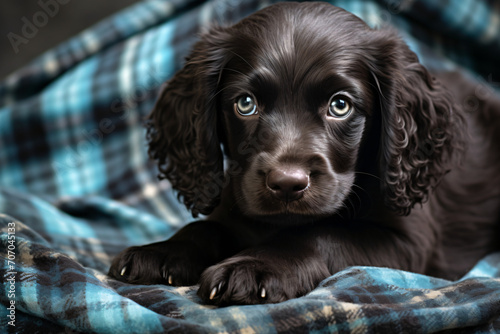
1;0;499;332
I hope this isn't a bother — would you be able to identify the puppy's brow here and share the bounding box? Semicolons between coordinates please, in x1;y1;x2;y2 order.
228;50;256;72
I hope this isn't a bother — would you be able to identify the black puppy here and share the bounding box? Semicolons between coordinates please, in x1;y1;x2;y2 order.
109;2;500;306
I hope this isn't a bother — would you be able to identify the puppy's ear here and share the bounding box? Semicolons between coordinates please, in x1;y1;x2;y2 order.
366;30;465;215
147;27;230;217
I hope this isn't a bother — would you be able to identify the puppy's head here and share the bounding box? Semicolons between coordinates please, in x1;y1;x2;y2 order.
147;2;463;220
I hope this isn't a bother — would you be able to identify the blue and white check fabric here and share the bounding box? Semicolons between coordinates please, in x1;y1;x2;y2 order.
1;0;500;332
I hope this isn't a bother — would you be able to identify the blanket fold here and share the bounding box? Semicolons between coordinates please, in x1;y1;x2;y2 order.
1;0;499;333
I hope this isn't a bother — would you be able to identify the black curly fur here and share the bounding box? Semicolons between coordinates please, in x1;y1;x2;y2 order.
365;30;466;215
146;27;232;217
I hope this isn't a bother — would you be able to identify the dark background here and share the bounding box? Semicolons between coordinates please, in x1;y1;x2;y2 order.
0;0;141;79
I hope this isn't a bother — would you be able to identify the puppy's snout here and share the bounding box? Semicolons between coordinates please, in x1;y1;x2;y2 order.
266;167;309;202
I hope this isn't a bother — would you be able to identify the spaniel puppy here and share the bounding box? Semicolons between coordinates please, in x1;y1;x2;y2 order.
109;2;500;306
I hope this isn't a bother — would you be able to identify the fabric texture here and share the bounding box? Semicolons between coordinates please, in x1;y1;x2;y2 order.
1;0;500;332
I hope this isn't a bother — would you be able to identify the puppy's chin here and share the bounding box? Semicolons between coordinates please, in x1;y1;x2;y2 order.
245;212;330;226
237;171;355;225
237;188;350;226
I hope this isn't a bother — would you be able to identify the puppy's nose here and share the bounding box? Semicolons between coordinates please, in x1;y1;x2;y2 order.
266;167;309;202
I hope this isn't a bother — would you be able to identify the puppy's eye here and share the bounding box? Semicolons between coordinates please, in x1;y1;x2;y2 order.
235;95;258;116
328;96;352;118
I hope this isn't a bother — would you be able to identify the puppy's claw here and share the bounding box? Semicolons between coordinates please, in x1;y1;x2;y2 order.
209;286;218;300
120;266;127;276
260;287;266;299
161;267;173;285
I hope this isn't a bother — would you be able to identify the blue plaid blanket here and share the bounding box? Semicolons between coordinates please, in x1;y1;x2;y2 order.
1;0;500;333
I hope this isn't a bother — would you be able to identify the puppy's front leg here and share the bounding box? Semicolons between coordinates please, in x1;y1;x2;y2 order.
108;221;243;286
197;233;331;306
198;221;430;306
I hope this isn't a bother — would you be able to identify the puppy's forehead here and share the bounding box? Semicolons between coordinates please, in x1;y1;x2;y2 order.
235;3;368;47
230;3;370;82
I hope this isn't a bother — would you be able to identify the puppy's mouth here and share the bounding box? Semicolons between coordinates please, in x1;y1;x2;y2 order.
239;166;355;224
246;211;328;225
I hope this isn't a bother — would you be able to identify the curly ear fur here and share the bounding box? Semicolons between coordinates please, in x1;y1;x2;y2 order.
367;30;466;215
147;27;231;217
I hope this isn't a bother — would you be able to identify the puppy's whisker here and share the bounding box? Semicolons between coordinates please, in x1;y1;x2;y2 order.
354;172;382;182
223;67;254;80
227;50;257;72
208;85;234;104
334;208;346;220
344;197;355;219
350;184;365;203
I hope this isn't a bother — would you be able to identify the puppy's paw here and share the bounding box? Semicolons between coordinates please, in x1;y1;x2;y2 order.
108;240;211;286
198;256;311;306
